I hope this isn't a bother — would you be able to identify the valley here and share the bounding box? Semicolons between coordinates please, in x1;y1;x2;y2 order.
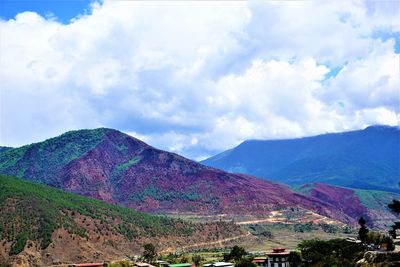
0;127;399;266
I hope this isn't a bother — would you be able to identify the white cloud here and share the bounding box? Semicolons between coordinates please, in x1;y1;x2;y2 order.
0;0;399;158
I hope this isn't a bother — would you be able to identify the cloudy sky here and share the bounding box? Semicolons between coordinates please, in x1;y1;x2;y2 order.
1;0;399;160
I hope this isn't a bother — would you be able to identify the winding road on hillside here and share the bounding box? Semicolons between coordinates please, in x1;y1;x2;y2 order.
161;231;252;253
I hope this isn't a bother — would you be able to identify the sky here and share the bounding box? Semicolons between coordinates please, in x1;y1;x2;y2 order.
0;0;399;160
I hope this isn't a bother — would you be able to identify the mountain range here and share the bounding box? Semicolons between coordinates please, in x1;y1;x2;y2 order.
0;127;398;229
202;125;400;193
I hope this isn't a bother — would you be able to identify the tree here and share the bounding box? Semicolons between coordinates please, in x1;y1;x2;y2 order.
388;199;400;213
192;255;203;267
288;251;302;267
382;236;395;251
143;243;157;263
388;199;400;239
234;258;256;267
223;245;246;262
179;255;189;263
358;217;369;245
298;238;364;266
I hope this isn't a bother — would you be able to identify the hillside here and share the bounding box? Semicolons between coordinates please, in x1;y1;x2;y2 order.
202;125;400;192
293;183;399;229
0;128;397;229
0;174;244;266
0;128;357;225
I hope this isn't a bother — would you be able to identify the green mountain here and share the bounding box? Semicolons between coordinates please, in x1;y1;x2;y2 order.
202;125;400;193
0;174;243;266
0;128;355;224
0;128;109;186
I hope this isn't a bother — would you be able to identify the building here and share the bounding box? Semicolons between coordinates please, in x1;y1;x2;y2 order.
267;248;290;267
135;263;156;267
253;257;268;267
203;262;234;267
156;260;170;267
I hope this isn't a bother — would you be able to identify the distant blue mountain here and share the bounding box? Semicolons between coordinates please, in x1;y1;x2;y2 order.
0;146;12;154
202;125;400;193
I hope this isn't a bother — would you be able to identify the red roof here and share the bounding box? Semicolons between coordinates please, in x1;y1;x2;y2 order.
267;248;289;256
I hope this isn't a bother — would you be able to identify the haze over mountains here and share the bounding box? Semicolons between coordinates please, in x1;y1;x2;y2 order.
0;127;398;229
203;125;400;193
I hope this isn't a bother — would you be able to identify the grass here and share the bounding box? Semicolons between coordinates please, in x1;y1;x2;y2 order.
242;223;355;252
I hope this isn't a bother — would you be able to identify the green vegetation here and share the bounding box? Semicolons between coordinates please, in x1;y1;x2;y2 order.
358;217;369;245
298;238;365;266
0;174;198;255
294;222;315;233
246;224;273;238
388;199;400;238
223;245;246;262
0;128;108;184
355;189;400;209
192;254;203;267
115;155;141;172
388;199;400;213
143;243;157;263
235;258;256;267
129;185;202;203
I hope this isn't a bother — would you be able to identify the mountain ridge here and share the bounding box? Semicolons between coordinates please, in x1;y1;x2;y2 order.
202;125;400;192
0;127;397;228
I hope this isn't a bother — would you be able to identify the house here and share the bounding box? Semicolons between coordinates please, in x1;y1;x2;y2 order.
253;257;268;267
156;260;170;267
168;263;192;267
267;248;290;267
203;262;234;267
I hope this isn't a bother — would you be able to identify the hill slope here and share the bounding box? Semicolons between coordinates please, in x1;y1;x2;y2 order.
0;174;244;266
292;183;399;229
202;125;400;192
0;128;354;224
0;128;397;229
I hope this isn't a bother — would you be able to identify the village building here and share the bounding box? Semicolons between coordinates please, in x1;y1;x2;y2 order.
156;260;170;267
253;257;268;267
203;262;234;267
267;248;290;267
135;262;156;267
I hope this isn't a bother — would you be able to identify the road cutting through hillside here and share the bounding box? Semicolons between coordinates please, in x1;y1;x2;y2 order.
161;231;252;253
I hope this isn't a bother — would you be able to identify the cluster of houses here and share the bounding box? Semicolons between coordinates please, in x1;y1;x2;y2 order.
69;248;291;267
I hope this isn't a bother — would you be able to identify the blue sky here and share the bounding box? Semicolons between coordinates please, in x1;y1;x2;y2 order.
1;0;399;160
1;0;93;23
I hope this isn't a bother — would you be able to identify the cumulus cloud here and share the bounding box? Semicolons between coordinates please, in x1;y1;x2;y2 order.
0;0;399;159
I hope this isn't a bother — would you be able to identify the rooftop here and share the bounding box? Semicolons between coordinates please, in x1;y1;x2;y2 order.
204;262;234;267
